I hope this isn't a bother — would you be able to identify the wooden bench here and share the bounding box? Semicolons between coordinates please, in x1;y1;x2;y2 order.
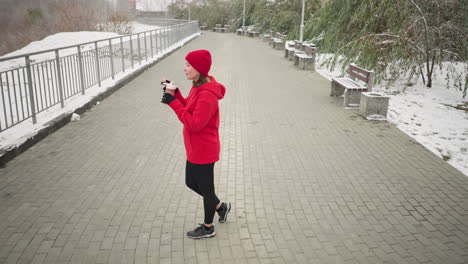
213;24;223;32
283;40;301;61
284;41;295;58
330;64;374;107
288;48;303;61
294;40;303;50
292;41;316;70
262;33;272;42
275;32;287;41
294;53;314;70
269;37;275;47
247;31;260;38
200;25;207;31
273;38;284;50
247;30;260;37
302;43;317;54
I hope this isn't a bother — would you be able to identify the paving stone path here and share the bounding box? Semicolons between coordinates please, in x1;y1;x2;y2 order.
0;31;467;264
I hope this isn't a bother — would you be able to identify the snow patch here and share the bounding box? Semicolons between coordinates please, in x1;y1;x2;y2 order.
71;113;80;122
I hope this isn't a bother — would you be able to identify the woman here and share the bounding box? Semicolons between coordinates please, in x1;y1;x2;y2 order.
161;49;231;239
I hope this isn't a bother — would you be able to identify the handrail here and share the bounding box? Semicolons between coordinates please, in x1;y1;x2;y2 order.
0;20;200;133
0;21;198;63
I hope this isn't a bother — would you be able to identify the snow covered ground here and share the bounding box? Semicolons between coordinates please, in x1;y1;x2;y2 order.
0;22;199;156
316;54;468;176
131;21;162;33
0;22;160;72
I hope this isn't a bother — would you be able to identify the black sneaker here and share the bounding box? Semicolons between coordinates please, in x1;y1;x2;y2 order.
217;202;231;223
187;224;216;239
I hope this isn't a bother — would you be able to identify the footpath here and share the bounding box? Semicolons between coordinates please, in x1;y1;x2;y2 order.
0;31;467;264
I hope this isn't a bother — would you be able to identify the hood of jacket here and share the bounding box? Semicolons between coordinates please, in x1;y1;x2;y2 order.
197;76;225;100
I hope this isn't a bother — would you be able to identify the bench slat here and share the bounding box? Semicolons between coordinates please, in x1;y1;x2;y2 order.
295;53;313;59
333;77;364;89
350;64;372;76
349;71;369;83
349;64;373;83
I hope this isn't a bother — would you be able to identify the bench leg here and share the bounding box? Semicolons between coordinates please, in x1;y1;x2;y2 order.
330;81;345;97
294;56;300;67
299;59;314;71
305;59;315;71
344;89;365;107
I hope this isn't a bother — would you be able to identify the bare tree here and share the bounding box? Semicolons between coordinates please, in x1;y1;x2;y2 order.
0;0;132;56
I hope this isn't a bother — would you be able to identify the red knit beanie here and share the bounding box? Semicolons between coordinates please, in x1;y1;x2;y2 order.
185;50;212;76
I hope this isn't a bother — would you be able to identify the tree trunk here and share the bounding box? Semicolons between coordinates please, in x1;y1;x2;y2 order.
426;72;432;88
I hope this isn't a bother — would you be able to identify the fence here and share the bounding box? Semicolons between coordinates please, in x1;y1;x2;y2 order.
0;21;199;133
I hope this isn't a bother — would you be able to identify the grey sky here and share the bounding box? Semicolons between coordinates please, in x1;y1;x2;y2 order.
136;0;174;11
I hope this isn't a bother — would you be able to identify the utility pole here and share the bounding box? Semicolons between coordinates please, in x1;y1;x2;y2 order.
300;0;305;42
242;0;246;28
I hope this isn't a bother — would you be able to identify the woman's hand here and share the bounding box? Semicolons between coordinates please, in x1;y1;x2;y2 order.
161;80;178;95
161;92;176;104
164;82;177;94
165;87;176;96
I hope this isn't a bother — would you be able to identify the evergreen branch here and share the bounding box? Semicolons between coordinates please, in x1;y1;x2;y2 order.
405;16;424;33
407;0;432;85
339;32;430;83
364;33;425;56
435;49;464;61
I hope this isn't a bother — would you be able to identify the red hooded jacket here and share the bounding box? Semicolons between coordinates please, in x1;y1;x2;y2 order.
168;76;226;164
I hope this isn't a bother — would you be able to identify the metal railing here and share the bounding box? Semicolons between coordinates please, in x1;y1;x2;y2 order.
0;21;199;133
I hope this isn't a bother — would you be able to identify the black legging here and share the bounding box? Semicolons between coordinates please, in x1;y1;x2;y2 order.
185;160;220;225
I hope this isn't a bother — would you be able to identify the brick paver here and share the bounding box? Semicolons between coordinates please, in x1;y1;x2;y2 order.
0;32;467;264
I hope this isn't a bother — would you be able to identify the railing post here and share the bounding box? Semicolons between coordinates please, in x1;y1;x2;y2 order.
0;74;6;130
144;32;148;61
167;27;170;48
167;28;170;49
154;29;158;55
55;50;65;108
94;42;101;87
164;28;168;51
163;28;166;51
120;37;125;72
150;31;154;58
137;33;142;64
171;27;174;47
109;39;115;80
130;35;134;69
77;46;86;95
169;27;172;47
25;56;37;124
179;25;182;42
160;29;163;53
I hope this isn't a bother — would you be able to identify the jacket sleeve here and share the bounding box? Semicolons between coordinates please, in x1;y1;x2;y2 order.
168;91;217;132
174;90;187;106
